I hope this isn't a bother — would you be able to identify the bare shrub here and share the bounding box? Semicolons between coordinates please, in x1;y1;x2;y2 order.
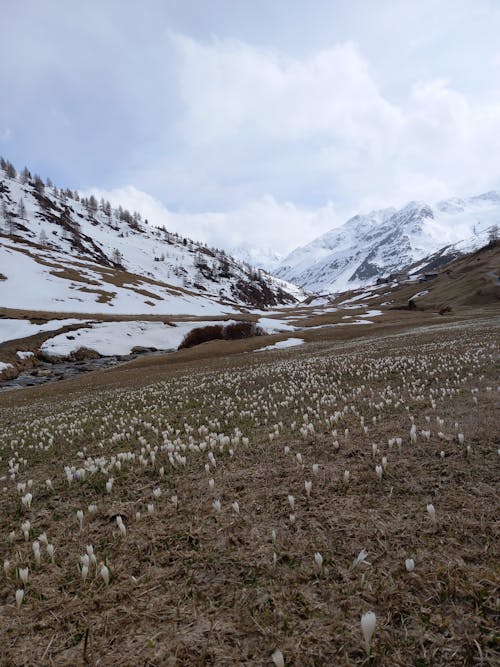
178;321;263;350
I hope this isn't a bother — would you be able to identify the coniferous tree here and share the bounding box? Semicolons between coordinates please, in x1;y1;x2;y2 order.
4;160;16;178
33;174;45;193
18;198;26;220
20;167;31;184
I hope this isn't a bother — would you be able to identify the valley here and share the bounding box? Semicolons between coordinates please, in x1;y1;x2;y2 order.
0;161;498;666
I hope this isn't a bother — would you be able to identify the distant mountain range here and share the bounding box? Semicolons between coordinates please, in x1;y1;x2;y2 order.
1;156;498;309
0;160;301;314
275;193;499;292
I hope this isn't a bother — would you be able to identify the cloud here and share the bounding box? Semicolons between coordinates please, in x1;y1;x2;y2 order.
161;33;500;215
85;185;339;256
2;4;500;255
87;32;500;256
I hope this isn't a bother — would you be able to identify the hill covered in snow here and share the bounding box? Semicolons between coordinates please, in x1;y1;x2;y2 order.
0;159;301;315
275;194;499;293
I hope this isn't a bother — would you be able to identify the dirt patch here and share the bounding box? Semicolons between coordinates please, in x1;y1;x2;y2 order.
178;320;264;350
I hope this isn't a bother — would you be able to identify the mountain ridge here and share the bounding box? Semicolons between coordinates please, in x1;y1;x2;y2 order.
275;193;499;292
0;159;302;314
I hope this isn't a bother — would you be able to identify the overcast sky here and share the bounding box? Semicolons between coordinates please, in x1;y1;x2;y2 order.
1;0;500;255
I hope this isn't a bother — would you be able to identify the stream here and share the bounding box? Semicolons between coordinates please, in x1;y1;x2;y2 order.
0;350;167;392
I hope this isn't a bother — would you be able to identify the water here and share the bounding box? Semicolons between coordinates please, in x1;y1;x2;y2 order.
0;350;164;392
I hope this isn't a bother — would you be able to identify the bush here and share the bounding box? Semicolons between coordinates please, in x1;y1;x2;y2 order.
178;321;263;350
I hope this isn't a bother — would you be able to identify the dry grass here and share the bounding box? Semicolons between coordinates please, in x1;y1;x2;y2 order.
0;315;498;666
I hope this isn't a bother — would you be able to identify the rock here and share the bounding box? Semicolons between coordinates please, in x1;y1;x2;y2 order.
71;347;101;361
0;366;19;381
37;350;67;363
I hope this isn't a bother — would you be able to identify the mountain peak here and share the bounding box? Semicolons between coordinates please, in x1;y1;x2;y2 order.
275;192;499;292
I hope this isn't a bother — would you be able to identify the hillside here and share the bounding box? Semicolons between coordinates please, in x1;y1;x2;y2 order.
275;194;499;293
0;160;301;315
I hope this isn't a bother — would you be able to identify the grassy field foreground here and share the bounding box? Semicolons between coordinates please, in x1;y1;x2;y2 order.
0;317;498;666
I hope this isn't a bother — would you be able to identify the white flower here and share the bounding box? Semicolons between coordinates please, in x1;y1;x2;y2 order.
81;564;89;582
343;470;350;484
212;499;221;512
15;589;24;609
375;465;383;481
405;558;415;572
116;516;126;537
287;495;295;510
21;520;30;541
19;567;28;585
305;480;312;497
152;487;161;499
76;510;84;529
208;478;215;491
426;503;436;523
271;648;284;667
312;463;319;475
314;552;323;570
361;611;376;654
100;564;110;585
231;501;240;515
147;503;154;515
353;549;370;568
46;544;55;563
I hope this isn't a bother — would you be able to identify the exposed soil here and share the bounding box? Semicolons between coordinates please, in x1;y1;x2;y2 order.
0;311;498;666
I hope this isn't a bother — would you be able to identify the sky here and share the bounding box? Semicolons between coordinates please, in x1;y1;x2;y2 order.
1;0;500;258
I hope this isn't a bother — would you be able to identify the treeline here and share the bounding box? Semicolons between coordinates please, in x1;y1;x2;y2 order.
0;156;269;283
0;156;146;233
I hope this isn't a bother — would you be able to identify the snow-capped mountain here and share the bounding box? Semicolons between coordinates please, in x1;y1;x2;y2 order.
0;161;302;314
228;244;283;272
275;193;500;292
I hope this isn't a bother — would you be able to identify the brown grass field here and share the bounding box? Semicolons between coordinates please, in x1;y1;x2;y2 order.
0;304;499;666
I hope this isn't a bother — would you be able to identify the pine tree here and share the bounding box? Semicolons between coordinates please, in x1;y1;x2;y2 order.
20;167;31;184
18;198;26;220
4;160;16;178
33;174;45;193
111;248;123;264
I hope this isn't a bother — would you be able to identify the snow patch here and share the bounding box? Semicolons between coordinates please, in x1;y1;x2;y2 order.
0;318;88;344
40;320;236;357
16;351;34;360
255;337;304;352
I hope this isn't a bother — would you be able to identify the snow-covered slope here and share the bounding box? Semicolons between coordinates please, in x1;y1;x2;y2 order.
0;164;301;314
276;194;500;292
